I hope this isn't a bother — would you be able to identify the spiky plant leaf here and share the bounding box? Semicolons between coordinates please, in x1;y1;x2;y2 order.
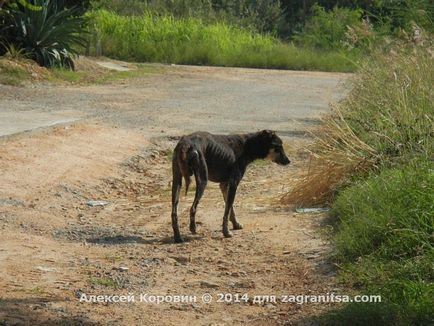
1;0;87;69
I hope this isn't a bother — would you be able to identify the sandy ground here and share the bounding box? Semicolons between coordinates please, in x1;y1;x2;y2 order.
0;64;349;325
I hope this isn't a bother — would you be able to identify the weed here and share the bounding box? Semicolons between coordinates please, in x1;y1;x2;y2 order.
88;276;119;288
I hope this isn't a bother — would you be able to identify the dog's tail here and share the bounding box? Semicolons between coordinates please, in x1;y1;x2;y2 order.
177;144;207;195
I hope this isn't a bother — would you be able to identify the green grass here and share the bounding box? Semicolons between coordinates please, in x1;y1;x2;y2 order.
323;160;434;325
332;161;433;261
86;10;357;72
88;276;119;288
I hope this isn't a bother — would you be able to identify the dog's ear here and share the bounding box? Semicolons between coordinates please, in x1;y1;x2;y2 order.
259;130;276;139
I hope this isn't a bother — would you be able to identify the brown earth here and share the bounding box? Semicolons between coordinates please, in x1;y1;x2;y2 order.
0;63;349;325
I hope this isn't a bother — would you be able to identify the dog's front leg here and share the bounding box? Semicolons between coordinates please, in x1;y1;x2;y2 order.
222;182;237;238
220;182;243;230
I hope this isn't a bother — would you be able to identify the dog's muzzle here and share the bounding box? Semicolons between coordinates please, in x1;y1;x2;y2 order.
278;155;290;165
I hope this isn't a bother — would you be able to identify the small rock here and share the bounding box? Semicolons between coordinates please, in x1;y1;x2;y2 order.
86;200;110;207
0;198;25;207
231;280;255;289
265;303;276;309
36;266;57;272
170;256;190;265
200;281;219;289
118;266;129;272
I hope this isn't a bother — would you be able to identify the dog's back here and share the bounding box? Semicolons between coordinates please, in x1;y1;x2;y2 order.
173;132;246;187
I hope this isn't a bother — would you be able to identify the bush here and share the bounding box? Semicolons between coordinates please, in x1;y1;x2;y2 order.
0;0;87;69
293;4;374;51
375;0;434;34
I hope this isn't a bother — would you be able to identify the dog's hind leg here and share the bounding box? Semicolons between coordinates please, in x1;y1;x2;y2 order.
222;181;238;238
219;183;243;230
171;157;183;243
189;150;208;234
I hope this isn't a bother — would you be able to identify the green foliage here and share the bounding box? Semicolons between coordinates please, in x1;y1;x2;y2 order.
88;276;120;288
332;161;434;261
90;0;286;35
87;0;434;42
1;0;87;69
293;4;374;51
87;9;356;72
373;0;434;34
0;41;27;59
327;160;434;325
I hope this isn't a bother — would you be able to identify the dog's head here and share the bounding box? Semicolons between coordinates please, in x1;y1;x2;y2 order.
259;130;290;166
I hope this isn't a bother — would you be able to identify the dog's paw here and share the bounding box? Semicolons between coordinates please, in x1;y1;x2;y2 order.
233;222;243;230
223;230;233;238
189;224;197;234
174;237;184;243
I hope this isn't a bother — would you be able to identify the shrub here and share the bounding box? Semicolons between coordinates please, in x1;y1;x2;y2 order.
294;4;376;52
0;0;87;69
377;0;434;34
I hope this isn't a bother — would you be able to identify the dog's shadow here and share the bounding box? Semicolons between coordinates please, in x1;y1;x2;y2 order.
86;234;203;245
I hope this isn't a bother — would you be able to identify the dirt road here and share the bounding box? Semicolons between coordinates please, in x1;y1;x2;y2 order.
0;64;348;325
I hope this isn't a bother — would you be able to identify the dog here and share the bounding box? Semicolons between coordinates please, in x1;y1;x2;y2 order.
170;130;290;243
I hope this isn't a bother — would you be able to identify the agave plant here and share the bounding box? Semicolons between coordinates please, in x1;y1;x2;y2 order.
1;0;87;69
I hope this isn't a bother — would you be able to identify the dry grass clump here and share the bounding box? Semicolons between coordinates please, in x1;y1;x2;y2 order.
281;109;377;207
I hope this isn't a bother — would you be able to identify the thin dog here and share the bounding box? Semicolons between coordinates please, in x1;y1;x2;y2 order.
170;130;290;243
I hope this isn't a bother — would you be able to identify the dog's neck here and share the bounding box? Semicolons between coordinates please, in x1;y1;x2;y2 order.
243;132;270;164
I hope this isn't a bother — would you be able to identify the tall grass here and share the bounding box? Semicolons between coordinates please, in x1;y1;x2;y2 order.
85;10;356;72
282;48;434;206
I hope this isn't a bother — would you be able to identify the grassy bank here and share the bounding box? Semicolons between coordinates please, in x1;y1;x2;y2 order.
0;57;162;86
324;160;434;325
281;44;433;325
86;10;356;72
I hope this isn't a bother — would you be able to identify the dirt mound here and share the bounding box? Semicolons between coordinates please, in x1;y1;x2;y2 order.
0;57;50;85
